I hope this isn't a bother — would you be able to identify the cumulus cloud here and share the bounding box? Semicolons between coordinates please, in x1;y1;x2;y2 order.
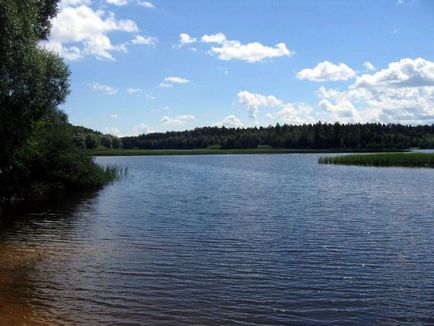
316;58;434;124
237;91;316;124
238;90;282;118
42;4;138;61
236;59;434;125
353;57;434;88
179;33;197;45
297;61;356;81
159;76;190;88
89;82;118;95
132;35;158;46
201;33;293;63
161;115;196;126
363;61;376;71
201;33;227;44
215;115;244;128
269;104;316;125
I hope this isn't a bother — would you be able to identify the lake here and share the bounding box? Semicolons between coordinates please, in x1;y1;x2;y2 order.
0;154;433;325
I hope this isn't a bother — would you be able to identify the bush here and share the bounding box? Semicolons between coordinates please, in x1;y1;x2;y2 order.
0;117;120;201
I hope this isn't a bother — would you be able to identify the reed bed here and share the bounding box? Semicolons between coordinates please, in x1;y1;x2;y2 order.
319;153;434;168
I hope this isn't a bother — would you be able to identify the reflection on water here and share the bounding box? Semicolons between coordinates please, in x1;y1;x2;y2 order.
1;154;433;325
0;193;99;325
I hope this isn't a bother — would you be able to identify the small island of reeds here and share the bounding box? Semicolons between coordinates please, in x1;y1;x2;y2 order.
319;153;434;168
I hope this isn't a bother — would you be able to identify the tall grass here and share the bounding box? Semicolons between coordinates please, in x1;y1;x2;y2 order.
319;153;434;167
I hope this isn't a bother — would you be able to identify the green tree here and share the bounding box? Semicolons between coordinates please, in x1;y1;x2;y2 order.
85;134;98;149
0;0;70;172
0;0;118;200
111;137;122;149
100;135;113;149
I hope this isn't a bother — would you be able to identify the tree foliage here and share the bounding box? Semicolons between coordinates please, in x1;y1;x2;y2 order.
121;123;434;150
0;0;117;200
0;0;69;171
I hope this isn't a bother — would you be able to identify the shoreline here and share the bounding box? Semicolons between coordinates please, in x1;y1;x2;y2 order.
88;148;408;156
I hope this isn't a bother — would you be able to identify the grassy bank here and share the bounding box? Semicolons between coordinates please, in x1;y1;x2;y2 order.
89;148;407;156
319;153;434;168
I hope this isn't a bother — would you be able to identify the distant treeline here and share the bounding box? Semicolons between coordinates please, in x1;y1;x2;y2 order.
71;125;122;149
120;123;434;150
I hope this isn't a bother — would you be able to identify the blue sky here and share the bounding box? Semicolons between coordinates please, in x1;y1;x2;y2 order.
44;0;434;136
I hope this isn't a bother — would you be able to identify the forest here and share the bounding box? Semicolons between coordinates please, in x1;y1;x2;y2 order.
120;123;434;150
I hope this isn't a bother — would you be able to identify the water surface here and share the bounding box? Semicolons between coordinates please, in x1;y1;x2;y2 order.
1;154;433;325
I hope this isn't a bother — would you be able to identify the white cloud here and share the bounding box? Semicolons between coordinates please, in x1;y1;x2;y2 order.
297;61;356;81
237;90;282;118
272;104;316;125
164;76;190;84
315;58;434;124
201;33;293;63
106;0;128;6
89;82;118;95
159;76;190;88
215;115;244;128
161;115;196;126
236;58;434;125
42;4;138;61
201;33;227;44
132;35;158;46
127;88;143;94
363;61;376;71
133;123;155;135
354;57;434;88
109;114;119;118
105;127;122;137
137;0;155;8
145;94;156;100
179;33;197;45
238;91;317;124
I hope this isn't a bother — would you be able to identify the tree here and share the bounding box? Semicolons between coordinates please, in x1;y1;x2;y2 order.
111;137;122;149
0;1;118;200
85;134;98;149
100;135;113;149
0;0;69;173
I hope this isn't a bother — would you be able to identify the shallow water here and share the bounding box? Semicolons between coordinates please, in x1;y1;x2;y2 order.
1;154;433;325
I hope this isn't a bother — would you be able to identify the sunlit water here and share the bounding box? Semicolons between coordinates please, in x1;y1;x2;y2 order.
1;154;433;325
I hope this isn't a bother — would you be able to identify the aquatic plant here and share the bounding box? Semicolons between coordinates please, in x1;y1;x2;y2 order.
319;153;434;168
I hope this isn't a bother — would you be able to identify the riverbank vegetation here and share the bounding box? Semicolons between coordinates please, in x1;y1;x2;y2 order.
319;153;434;168
0;0;118;202
120;123;434;150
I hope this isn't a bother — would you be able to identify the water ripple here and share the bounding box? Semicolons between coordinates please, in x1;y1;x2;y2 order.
0;154;433;325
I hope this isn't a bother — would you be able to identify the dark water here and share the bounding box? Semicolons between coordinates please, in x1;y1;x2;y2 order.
1;154;433;325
